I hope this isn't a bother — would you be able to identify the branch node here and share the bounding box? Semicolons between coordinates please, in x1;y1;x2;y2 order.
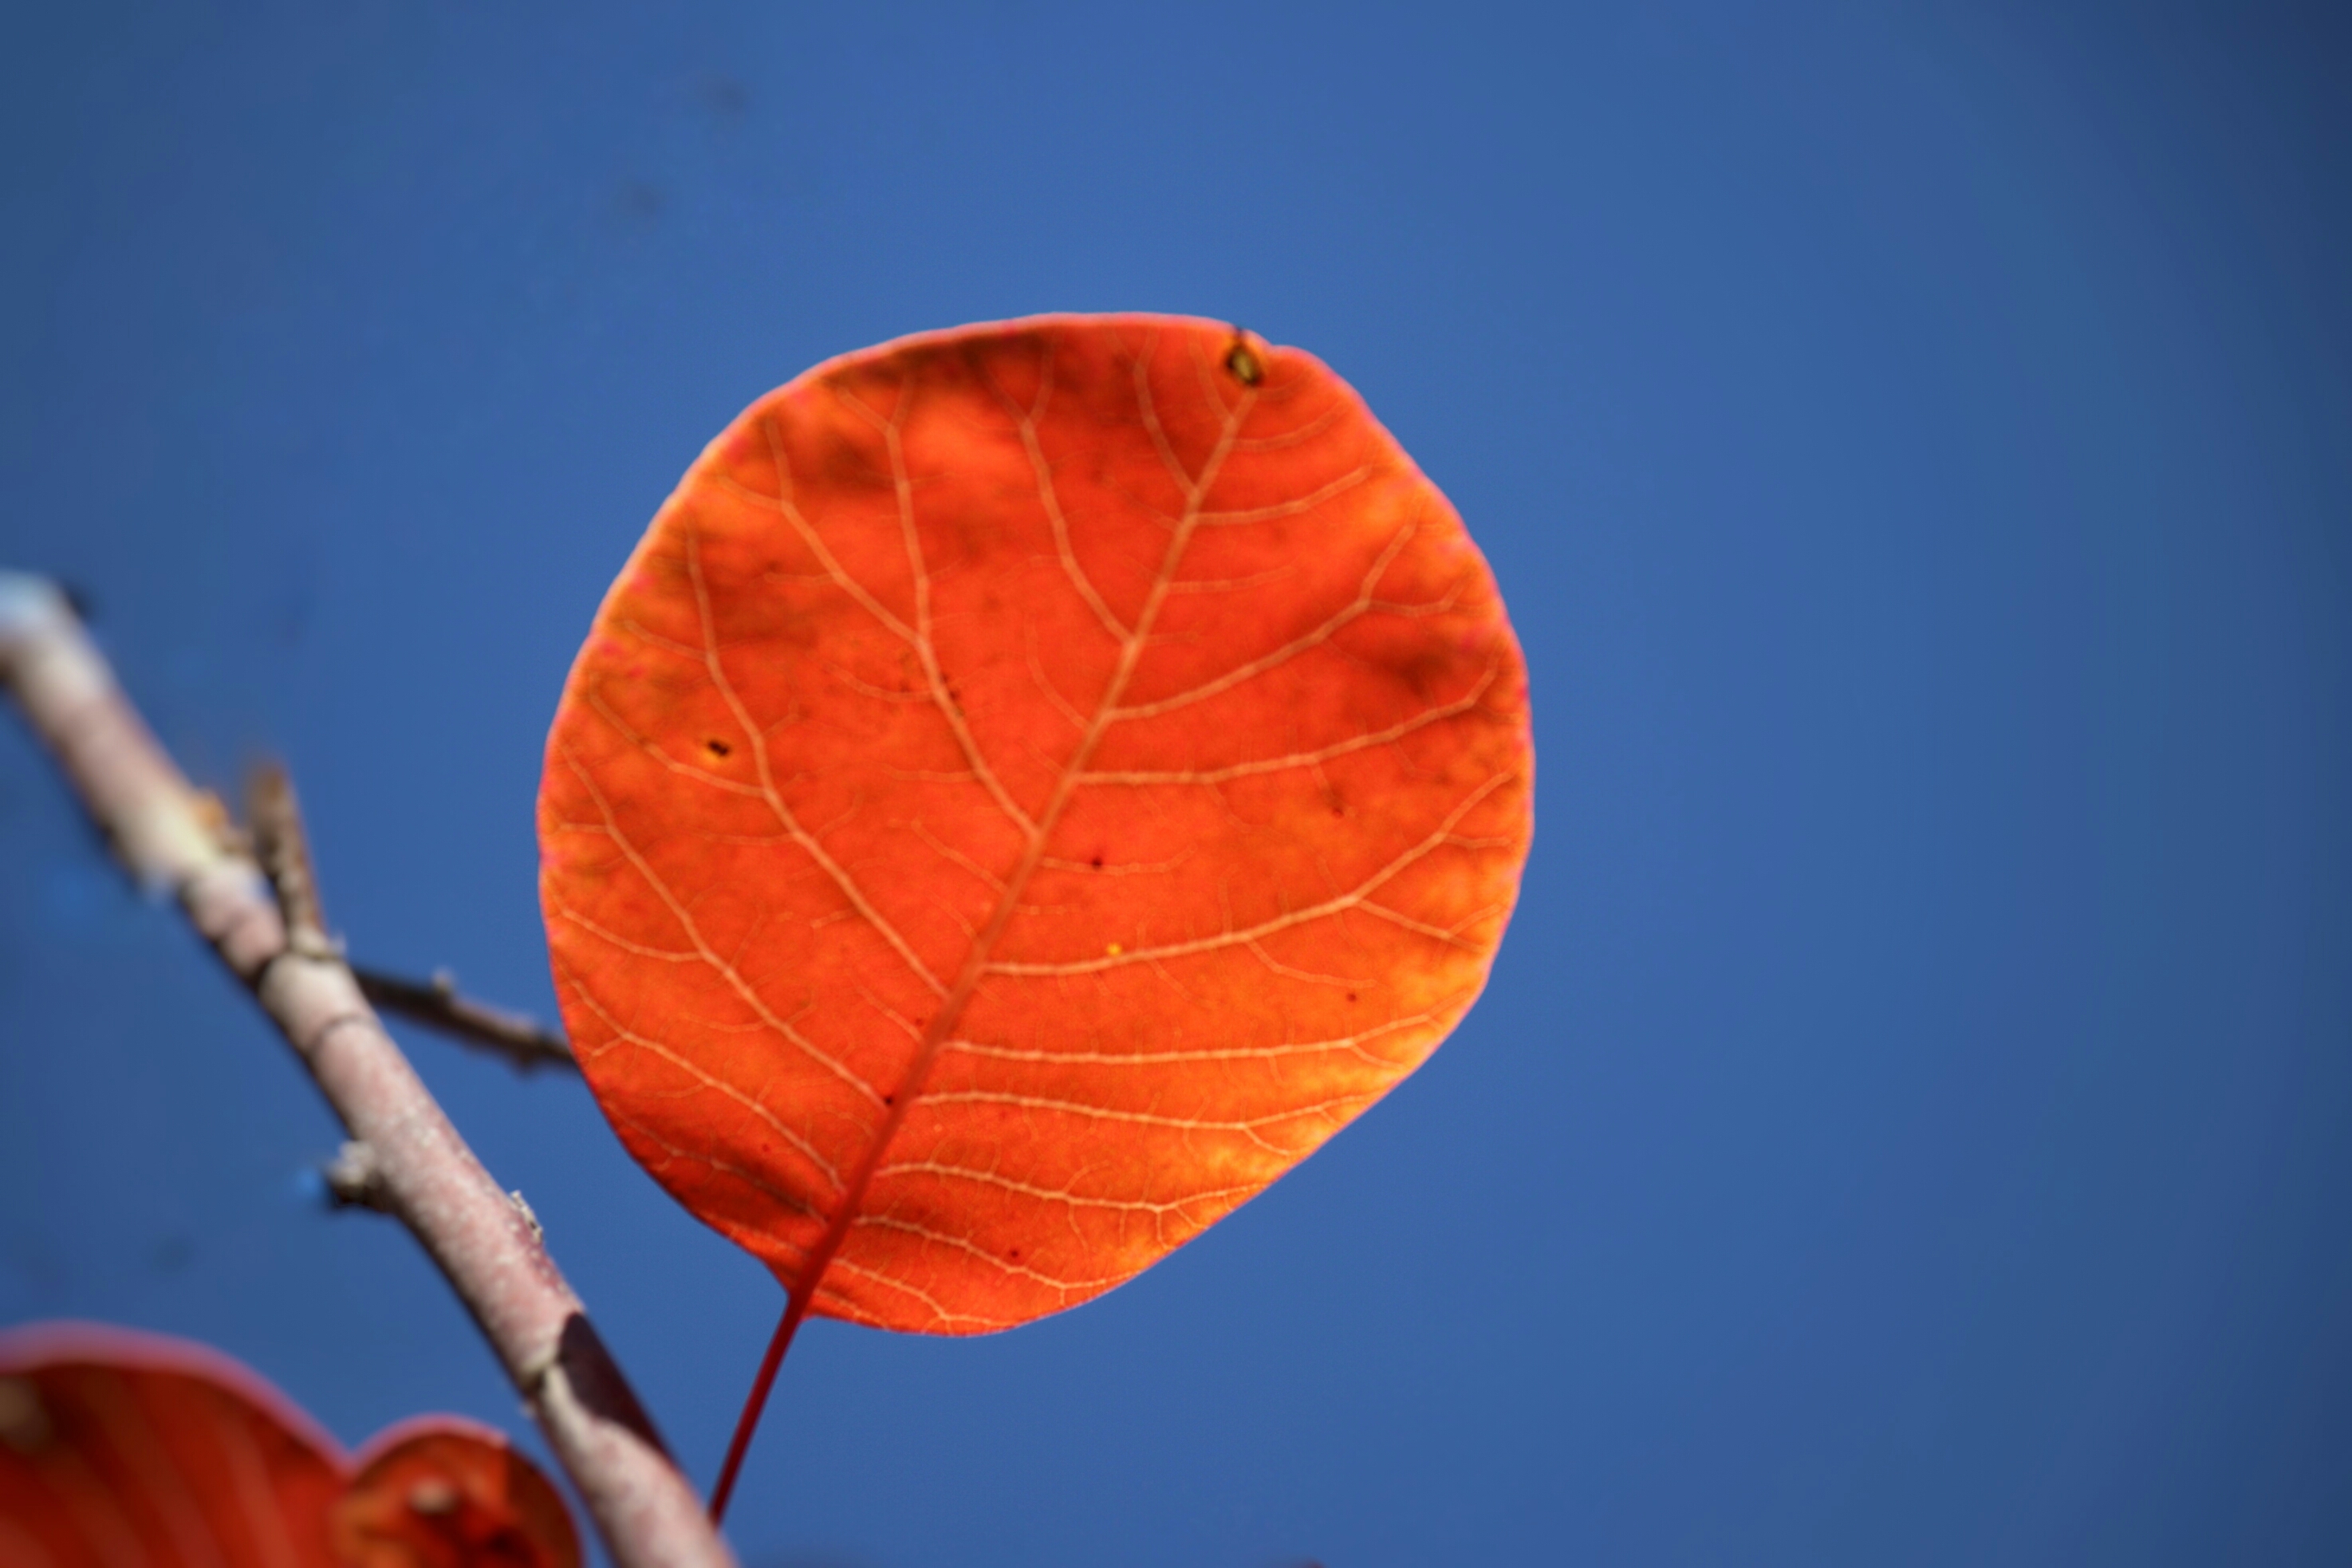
518;1341;562;1393
189;788;250;858
322;1141;391;1213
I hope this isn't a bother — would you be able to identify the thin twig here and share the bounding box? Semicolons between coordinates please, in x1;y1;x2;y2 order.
352;964;578;1073
0;573;736;1568
247;762;333;958
246;762;575;1072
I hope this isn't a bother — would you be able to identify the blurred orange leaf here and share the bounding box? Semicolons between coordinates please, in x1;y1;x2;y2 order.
334;1420;578;1568
0;1324;578;1568
539;313;1533;1337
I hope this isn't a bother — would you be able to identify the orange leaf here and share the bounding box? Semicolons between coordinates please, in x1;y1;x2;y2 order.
0;1323;345;1568
333;1420;579;1568
0;1324;578;1568
539;313;1533;1337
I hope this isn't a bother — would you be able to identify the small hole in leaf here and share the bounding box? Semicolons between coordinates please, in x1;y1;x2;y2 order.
706;739;732;758
1224;337;1263;386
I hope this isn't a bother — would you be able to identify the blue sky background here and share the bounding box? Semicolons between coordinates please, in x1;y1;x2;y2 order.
3;3;2347;1564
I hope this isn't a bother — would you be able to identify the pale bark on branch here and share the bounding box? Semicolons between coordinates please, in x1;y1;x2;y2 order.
0;573;737;1568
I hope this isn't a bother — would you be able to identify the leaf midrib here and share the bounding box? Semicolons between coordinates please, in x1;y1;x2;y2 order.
777;345;1258;1331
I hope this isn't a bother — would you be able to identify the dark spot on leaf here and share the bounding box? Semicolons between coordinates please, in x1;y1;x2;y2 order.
1224;336;1263;386
1089;854;1105;869
1345;992;1357;1003
706;739;732;758
1008;1248;1020;1259
883;1094;896;1106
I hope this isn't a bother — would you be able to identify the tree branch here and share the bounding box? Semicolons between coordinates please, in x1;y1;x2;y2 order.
0;573;737;1568
352;964;578;1074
